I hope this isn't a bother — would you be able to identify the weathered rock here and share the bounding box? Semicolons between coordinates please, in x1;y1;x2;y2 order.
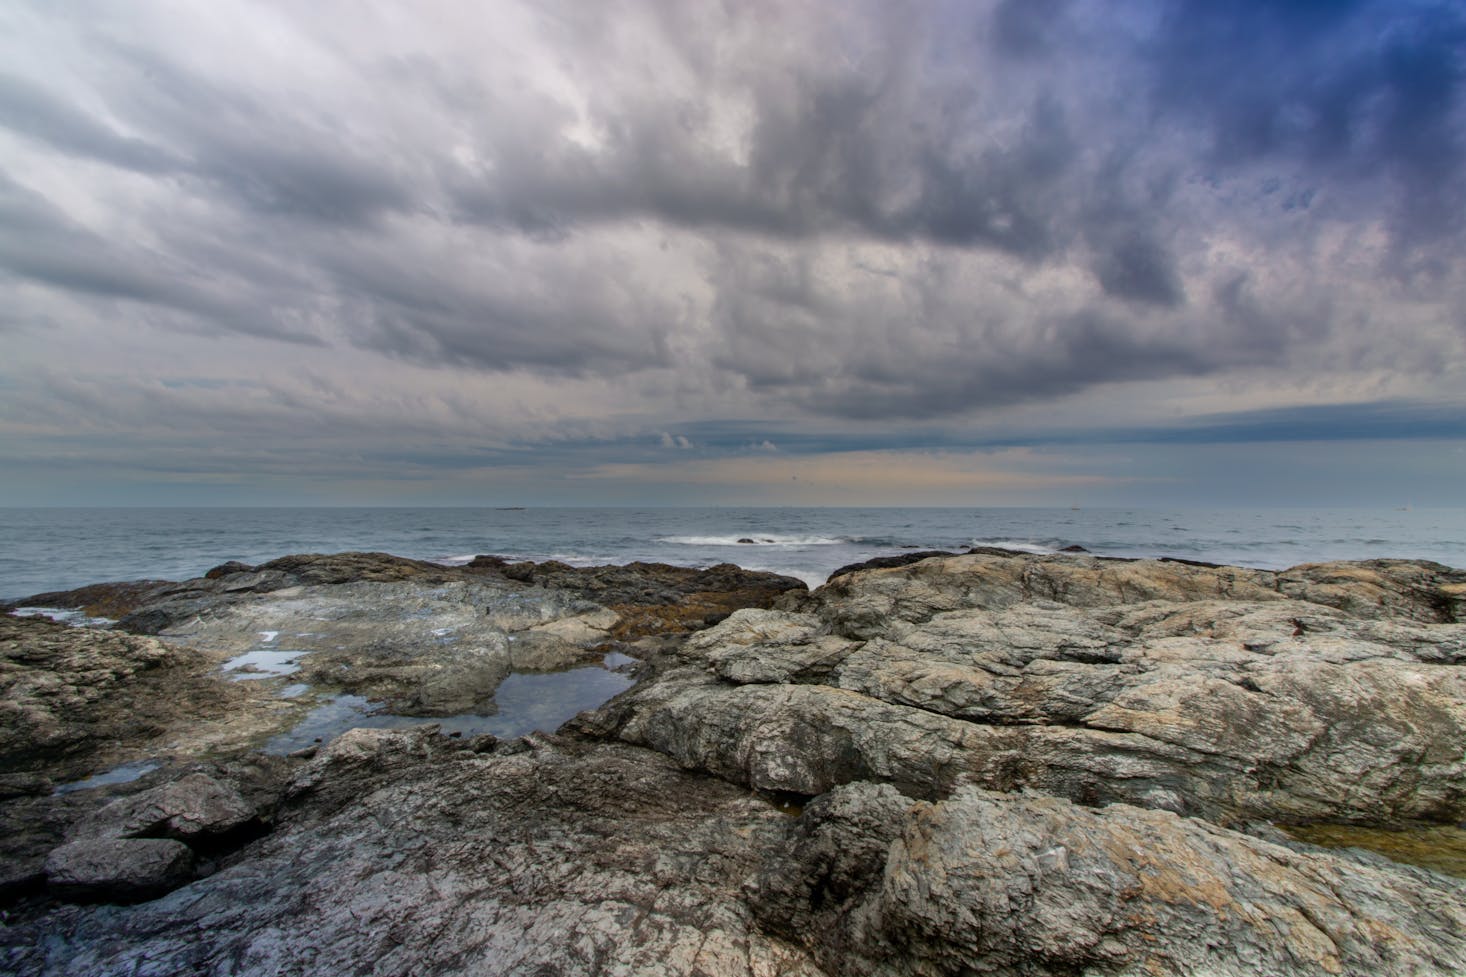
9;727;1466;976
0;615;293;787
44;837;196;903
602;553;1466;825
827;550;962;581
751;782;1466;977
3;731;827;976
6;549;1465;975
1;579;175;621
13;552;806;719
72;773;256;843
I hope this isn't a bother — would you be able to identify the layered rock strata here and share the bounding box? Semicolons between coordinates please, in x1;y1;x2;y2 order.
602;553;1466;826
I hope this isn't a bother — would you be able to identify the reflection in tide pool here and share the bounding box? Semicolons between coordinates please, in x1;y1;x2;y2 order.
265;660;634;755
53;759;161;795
222;649;302;679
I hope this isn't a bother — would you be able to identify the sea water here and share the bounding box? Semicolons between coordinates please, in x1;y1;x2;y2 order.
3;506;1466;601
12;506;1466;771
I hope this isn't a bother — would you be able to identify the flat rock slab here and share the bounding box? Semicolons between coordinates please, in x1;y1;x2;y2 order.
3;730;824;977
44;837;196;904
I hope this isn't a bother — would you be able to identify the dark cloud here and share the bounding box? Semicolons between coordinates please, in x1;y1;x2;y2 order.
0;0;1461;455
1146;0;1466;248
989;0;1071;58
0;72;181;173
0;172;189;305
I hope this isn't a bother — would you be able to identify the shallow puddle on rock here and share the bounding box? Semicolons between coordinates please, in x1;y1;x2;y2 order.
222;649;303;679
264;657;635;755
278;683;311;698
53;759;161;795
603;651;639;671
1281;823;1466;878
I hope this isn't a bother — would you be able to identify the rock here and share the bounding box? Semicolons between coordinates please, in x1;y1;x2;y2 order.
826;550;961;581
0;615;283;786
4;734;826;976
203;561;253;579
751;782;1466;977
6;549;1465;974
13;552;805;719
0;579;175;621
602;553;1466;825
72;773;255;843
44;837;196;903
737;537;756;543
1059;543;1088;552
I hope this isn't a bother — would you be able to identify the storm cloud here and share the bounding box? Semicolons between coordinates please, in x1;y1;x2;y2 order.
0;0;1463;503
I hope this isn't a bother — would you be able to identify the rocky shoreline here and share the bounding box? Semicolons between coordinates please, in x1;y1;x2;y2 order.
2;549;1464;975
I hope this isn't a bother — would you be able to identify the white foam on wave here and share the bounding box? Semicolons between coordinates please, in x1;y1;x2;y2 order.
970;539;1058;556
10;606;115;628
660;534;848;547
431;554;478;566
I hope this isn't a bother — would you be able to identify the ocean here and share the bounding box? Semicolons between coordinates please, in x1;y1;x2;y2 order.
4;506;1466;603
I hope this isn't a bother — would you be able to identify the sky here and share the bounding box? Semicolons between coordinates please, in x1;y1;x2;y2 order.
1;0;1463;507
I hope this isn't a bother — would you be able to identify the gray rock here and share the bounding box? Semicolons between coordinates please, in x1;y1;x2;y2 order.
5;732;828;976
73;773;255;842
6;550;1466;975
605;554;1466;825
45;837;196;903
751;782;1466;977
0;614;290;787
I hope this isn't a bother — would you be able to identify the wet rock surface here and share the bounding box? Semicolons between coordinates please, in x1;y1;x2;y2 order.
3;550;1465;975
8;553;806;718
3;730;826;977
0;614;294;790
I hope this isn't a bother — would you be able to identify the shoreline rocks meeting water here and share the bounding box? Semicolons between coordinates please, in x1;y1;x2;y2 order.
2;548;1465;975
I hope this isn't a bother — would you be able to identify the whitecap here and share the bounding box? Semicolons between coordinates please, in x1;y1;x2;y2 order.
970;539;1058;556
11;606;115;628
659;534;848;547
430;554;478;566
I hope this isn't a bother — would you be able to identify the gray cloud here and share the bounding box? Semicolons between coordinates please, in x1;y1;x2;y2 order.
0;71;182;173
0;0;1462;501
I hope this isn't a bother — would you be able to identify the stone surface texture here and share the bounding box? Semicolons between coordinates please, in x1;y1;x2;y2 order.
5;730;826;977
604;553;1466;826
751;782;1466;977
2;550;1465;976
